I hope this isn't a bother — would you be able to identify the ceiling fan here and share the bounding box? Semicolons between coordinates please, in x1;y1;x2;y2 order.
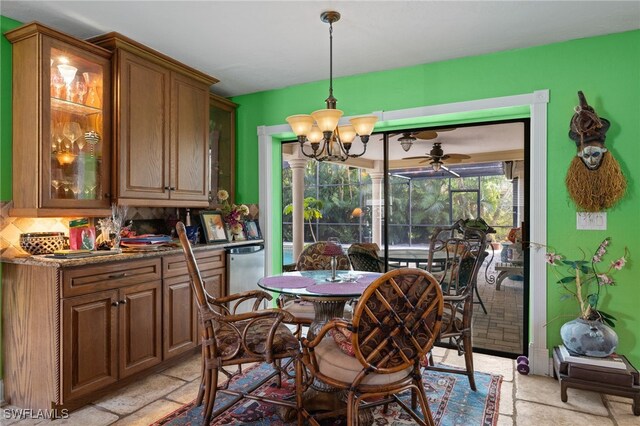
403;142;471;177
390;128;455;152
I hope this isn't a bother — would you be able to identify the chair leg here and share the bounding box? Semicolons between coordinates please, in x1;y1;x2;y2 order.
347;391;357;426
295;357;305;426
411;387;418;410
414;379;436;426
474;284;488;314
463;333;477;391
203;366;219;424
275;358;282;388
196;346;205;406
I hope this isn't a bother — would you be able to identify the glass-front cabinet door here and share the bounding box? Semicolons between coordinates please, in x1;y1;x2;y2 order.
6;23;111;216
209;94;236;203
44;39;111;209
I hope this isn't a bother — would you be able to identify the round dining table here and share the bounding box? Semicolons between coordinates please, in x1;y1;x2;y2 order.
257;270;382;338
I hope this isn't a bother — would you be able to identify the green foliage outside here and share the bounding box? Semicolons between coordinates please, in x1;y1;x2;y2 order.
283;196;323;242
282;160;515;245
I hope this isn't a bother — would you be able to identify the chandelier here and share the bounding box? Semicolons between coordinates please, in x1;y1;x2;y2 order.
286;11;378;162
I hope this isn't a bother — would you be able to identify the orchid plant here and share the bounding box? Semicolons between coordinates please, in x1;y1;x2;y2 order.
545;238;629;326
216;189;249;231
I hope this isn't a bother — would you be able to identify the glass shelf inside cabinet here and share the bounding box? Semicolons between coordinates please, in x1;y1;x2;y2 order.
51;97;102;116
49;46;105;202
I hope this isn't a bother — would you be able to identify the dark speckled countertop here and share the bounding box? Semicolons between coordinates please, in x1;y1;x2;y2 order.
0;239;263;268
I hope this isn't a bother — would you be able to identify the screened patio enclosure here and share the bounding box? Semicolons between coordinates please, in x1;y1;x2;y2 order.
280;119;528;358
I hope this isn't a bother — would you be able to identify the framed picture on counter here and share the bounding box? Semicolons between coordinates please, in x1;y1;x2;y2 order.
200;211;228;243
244;220;262;240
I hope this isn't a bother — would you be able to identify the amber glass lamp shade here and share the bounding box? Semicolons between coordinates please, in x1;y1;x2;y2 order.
307;125;324;144
311;109;343;132
337;125;356;144
349;115;378;136
286;114;314;137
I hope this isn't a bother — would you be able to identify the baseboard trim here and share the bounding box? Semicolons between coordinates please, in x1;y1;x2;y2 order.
529;344;552;375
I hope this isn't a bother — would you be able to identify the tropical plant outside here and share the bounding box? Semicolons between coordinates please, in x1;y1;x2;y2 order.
281;160;516;247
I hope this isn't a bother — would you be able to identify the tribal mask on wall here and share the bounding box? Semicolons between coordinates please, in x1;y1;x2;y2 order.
565;91;626;211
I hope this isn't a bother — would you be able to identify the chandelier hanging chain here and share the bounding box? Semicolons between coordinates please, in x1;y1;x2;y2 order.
286;10;378;162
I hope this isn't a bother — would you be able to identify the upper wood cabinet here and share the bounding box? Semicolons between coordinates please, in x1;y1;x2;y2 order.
209;94;237;203
88;32;218;207
6;23;113;217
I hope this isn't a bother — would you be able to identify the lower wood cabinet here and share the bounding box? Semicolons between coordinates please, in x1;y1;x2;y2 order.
2;248;226;411
162;249;226;359
118;281;162;378
61;265;162;402
62;290;119;402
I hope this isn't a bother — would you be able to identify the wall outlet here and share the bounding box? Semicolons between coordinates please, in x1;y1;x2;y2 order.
576;212;607;230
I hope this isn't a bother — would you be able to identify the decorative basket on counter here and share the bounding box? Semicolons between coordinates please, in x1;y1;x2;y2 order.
19;232;65;255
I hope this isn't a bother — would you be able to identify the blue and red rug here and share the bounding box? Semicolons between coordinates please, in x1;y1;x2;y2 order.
153;363;502;425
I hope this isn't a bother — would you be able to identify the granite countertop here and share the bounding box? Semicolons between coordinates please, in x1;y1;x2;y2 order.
0;239;263;268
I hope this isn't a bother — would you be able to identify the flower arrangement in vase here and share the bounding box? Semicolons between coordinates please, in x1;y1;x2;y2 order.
217;189;249;240
544;238;629;356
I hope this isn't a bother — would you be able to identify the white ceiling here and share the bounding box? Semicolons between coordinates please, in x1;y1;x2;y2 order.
2;1;639;97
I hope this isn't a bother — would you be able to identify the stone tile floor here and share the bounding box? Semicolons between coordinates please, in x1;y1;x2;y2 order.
474;259;525;354
2;347;637;425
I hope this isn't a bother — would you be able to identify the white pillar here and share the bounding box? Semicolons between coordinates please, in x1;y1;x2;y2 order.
289;158;308;263
370;170;384;247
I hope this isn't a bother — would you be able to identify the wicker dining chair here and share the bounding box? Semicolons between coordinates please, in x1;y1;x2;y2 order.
176;222;304;424
278;241;352;329
299;268;443;425
347;242;385;272
425;220;489;391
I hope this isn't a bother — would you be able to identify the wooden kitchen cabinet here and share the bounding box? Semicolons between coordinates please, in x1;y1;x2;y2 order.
2;248;228;411
210;94;237;202
162;250;226;359
62;290;119;401
6;23;112;217
88;33;217;207
118;281;162;378
61;260;162;402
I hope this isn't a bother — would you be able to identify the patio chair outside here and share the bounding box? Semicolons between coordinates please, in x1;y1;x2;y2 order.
425;219;489;391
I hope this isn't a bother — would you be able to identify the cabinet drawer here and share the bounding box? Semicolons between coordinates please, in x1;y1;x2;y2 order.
62;258;162;297
163;249;225;278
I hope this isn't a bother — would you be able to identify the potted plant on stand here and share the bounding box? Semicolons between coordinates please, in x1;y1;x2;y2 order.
545;238;629;357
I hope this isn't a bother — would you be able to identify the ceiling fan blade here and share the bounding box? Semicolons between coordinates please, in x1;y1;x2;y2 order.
403;155;432;160
441;165;461;178
419;159;430;164
414;130;438;140
444;153;471;160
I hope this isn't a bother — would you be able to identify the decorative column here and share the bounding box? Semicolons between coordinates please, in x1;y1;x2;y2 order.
369;170;384;247
288;158;309;264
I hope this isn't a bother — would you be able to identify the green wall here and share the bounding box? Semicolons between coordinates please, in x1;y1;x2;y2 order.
0;15;22;383
1;16;20;200
232;30;640;366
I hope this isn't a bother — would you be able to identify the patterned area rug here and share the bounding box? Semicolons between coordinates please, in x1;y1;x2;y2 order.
153;363;501;426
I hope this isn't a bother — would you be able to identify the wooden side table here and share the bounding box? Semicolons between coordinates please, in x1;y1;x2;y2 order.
553;346;640;415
